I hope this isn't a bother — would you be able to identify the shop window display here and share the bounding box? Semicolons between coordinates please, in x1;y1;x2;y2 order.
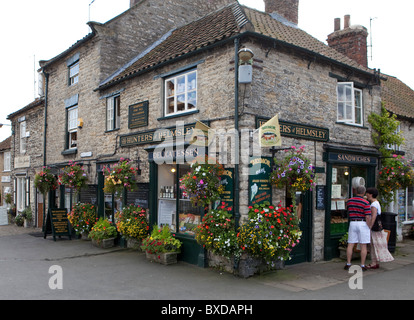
330;166;368;235
157;164;202;235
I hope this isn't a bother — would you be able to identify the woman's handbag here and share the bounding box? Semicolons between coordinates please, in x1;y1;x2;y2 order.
371;214;383;232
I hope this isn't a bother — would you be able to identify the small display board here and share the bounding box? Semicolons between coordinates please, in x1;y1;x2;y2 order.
44;208;71;241
316;185;326;210
248;157;272;207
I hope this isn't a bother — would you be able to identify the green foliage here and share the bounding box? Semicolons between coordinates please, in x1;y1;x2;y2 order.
88;218;117;240
141;225;182;254
195;203;238;258
368;104;404;159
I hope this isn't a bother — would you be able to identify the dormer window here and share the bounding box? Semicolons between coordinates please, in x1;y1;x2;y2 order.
337;82;363;126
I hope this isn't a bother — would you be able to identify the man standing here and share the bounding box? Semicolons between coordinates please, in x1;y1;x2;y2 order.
344;185;371;271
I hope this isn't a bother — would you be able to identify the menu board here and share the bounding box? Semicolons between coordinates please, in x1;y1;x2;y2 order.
44;208;72;241
248;157;272;206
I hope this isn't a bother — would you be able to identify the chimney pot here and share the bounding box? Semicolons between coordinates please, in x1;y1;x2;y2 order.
344;15;351;28
334;18;341;31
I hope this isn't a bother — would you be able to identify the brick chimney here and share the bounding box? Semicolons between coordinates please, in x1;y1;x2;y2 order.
264;0;299;25
327;15;368;67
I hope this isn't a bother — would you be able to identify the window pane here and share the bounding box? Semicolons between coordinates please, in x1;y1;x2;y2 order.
167;97;175;114
187;72;197;91
115;96;121;129
68;107;78;130
166;79;175;97
187;91;197;109
69;131;77;148
337;84;345;101
177;76;185;94
337;102;344;120
345;103;353;120
177;94;185;112
107;98;114;130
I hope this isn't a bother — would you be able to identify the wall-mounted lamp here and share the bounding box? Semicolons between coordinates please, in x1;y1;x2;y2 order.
238;48;254;84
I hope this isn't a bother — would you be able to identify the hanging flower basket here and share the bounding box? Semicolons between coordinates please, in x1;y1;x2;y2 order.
179;156;225;207
34;167;58;194
58;161;88;192
270;146;316;211
378;154;414;206
103;158;138;194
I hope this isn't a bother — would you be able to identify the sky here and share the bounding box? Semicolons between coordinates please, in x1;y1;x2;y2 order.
1;0;413;143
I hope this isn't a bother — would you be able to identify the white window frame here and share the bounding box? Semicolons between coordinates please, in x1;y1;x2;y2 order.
106;95;120;131
67;106;78;149
164;69;197;117
4;152;11;172
336;82;363;126
16;177;26;212
20;121;27;154
69;61;79;86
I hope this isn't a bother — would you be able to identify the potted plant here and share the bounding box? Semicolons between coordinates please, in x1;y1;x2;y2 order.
179;156;224;208
270;146;316;211
195;202;239;272
5;193;12;208
34;167;58;194
141;225;182;265
58;161;88;193
14;213;24;227
67;203;97;239
236;201;301;277
21;207;33;228
89;218;118;248
115;204;149;250
103;158;138;195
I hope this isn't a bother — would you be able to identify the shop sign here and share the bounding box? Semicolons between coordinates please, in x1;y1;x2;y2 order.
149;145;200;163
248;157;272;206
128;101;149;129
44;208;72;241
328;152;377;166
256;117;329;142
214;168;234;214
120;123;196;147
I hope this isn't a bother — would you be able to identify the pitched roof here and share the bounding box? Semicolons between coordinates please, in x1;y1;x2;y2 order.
98;3;375;90
7;97;45;120
382;75;414;120
0;136;11;152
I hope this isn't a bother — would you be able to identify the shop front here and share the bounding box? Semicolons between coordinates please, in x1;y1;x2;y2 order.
323;146;379;260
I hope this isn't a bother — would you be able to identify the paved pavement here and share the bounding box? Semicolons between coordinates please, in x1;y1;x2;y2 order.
1;224;413;300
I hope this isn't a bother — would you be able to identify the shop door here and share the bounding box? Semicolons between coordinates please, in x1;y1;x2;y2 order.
286;191;312;265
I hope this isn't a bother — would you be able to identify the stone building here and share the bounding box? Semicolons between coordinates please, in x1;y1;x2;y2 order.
0;136;12;206
7;98;45;227
93;0;383;264
13;0;410;265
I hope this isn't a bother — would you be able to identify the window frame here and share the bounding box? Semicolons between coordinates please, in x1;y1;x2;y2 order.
68;61;79;86
4;151;11;172
336;82;363;126
106;95;121;131
164;69;197;117
67;105;78;150
20;121;27;154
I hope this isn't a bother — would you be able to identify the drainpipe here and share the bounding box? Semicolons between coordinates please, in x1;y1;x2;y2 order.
233;37;241;274
42;70;49;231
234;37;240;229
43;71;49;167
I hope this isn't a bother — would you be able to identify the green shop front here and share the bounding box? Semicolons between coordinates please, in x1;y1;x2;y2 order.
120;122;211;266
323;146;379;260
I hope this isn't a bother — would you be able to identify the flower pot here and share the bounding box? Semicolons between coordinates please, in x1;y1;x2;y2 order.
127;238;142;251
145;252;178;265
92;237;115;249
81;232;91;241
24;219;33;228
